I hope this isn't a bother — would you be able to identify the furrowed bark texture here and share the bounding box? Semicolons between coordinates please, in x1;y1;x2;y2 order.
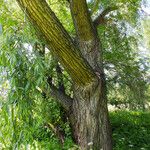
70;0;101;69
16;0;96;86
69;1;112;149
16;0;112;149
71;81;112;150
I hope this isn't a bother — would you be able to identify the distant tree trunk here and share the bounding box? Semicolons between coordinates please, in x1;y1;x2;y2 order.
16;0;112;149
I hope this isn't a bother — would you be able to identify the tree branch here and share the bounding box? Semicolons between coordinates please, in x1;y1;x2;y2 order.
56;63;65;92
55;62;68;123
93;6;117;27
38;82;73;111
16;0;97;86
47;76;73;111
70;0;95;41
33;43;72;112
101;6;117;17
48;84;73;111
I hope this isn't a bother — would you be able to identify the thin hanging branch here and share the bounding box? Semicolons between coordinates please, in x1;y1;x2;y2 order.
56;62;68;121
45;123;65;145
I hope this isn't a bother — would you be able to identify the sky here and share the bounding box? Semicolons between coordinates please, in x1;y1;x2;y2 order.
142;0;150;15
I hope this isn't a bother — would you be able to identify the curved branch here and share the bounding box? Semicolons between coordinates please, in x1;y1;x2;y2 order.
93;6;118;27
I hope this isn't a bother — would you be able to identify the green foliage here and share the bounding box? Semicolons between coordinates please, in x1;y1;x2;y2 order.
0;0;150;149
142;18;150;49
110;111;150;150
88;0;141;25
98;10;149;109
47;0;74;35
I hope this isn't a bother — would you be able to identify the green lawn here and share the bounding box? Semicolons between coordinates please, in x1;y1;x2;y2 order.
110;111;150;150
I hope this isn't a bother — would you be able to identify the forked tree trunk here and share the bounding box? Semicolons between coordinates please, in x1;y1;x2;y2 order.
16;0;113;149
69;1;112;149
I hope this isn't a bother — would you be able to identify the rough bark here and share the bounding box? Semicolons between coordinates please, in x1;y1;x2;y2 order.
16;0;112;149
70;80;112;150
69;1;112;149
16;0;97;86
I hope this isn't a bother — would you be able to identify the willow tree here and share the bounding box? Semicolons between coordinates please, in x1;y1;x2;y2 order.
16;0;113;149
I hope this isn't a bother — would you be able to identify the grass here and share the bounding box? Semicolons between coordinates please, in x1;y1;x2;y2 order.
110;111;150;150
35;111;150;149
1;111;150;149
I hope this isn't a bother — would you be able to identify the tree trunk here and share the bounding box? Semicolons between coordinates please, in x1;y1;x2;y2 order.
16;0;113;149
68;75;112;150
69;1;112;149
